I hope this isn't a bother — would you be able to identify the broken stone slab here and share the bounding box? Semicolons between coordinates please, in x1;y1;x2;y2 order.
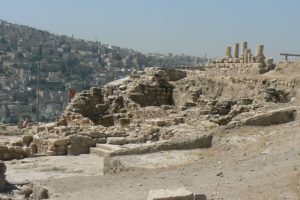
163;68;187;81
22;135;33;147
99;115;114;127
107;137;129;145
242;107;297;126
91;134;213;157
119;118;131;127
147;119;167;127
67;135;96;156
147;188;194;200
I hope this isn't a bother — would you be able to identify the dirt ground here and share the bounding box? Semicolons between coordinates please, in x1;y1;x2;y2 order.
3;115;300;200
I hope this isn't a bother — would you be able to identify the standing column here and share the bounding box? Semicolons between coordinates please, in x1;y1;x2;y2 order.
255;44;265;63
234;43;239;58
242;41;248;56
226;46;232;58
243;49;248;63
247;49;252;63
255;44;264;56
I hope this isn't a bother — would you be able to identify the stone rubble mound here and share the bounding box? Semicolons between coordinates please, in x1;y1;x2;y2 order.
1;61;298;160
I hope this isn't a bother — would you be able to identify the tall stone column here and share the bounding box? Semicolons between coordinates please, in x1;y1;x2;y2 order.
226;46;232;58
243;49;248;63
247;49;252;63
242;41;248;56
234;43;239;58
255;44;264;57
255;44;265;63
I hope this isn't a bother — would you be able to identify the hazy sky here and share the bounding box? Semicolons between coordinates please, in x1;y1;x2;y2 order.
1;0;299;60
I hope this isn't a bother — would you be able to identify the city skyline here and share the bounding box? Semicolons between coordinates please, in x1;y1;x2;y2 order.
0;0;300;60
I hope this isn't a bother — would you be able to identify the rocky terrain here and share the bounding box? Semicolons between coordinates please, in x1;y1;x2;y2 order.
0;59;300;199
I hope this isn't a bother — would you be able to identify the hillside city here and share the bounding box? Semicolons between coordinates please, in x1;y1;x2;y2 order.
0;20;208;124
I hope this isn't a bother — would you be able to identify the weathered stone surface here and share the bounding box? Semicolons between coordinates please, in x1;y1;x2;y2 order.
0;162;6;191
243;107;297;126
100;115;114;127
22;135;33;147
194;193;207;200
147;188;194;200
30;143;38;154
119;118;130;127
264;88;290;103
53;139;70;146
0;145;31;161
67;135;96;155
109;134;213;156
163;68;187;81
107;137;129;145
21;183;49;199
148;119;167;127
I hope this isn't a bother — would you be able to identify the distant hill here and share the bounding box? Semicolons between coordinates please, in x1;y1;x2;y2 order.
0;19;207;123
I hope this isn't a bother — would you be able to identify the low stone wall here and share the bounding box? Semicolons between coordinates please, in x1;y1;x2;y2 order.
110;134;213;156
0;145;32;161
147;188;206;200
242;107;297;126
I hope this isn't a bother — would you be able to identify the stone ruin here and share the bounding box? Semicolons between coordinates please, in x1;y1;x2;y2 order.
11;58;291;160
215;41;275;74
0;49;297;177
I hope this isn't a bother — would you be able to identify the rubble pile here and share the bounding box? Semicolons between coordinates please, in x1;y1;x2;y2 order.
0;135;34;160
1;53;297;160
29;62;298;157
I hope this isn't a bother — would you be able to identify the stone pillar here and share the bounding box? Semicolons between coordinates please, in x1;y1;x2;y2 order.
226;46;232;58
243;49;248;63
242;41;248;56
248;54;252;64
234;43;239;58
247;49;252;63
255;44;265;63
255;44;264;57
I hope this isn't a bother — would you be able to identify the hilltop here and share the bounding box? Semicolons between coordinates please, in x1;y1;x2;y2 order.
0;19;206;123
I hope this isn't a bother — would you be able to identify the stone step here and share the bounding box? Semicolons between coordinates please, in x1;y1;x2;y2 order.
95;143;122;151
90;147;112;157
91;134;213;157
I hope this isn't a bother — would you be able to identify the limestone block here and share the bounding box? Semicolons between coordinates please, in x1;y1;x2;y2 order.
100;115;114;127
67;135;96;155
148;119;167;127
90;87;102;96
147;188;194;200
107;137;129;145
119;118;131;127
22;135;33;147
242;107;296;126
53;139;70;146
